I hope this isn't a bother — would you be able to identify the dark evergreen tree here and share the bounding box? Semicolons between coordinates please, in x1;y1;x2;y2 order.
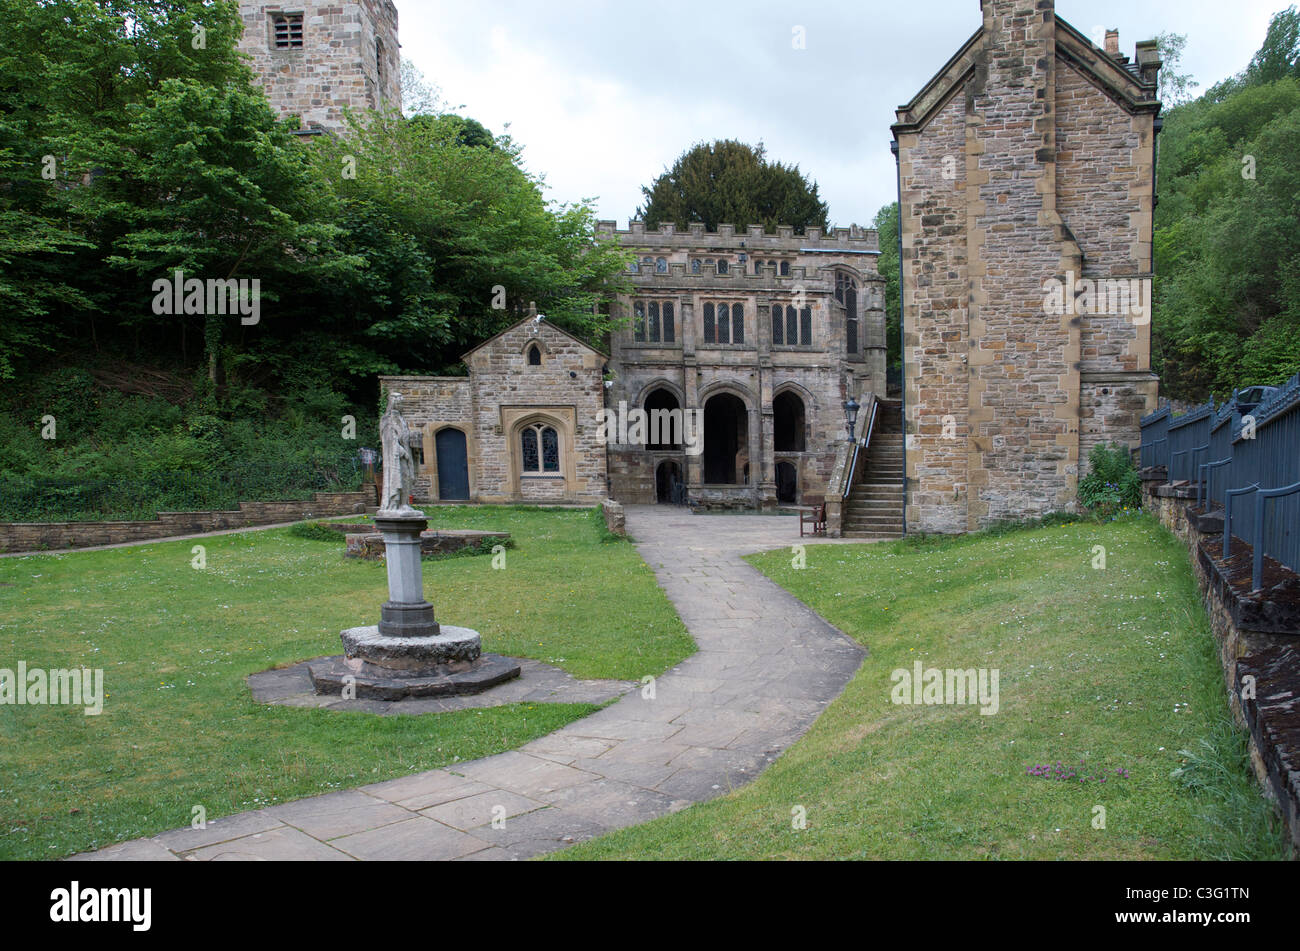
636;140;830;235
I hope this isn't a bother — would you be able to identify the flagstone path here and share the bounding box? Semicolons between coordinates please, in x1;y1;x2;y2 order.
71;506;868;861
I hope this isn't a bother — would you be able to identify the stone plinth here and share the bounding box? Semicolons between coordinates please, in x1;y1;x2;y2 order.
309;515;521;699
340;624;481;671
374;516;438;638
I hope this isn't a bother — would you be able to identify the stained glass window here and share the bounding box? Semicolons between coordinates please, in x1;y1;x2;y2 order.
521;427;539;472
634;301;646;342
648;301;660;342
692;259;701;274
541;427;559;472
716;304;730;344
717;259;728;274
655;257;667;273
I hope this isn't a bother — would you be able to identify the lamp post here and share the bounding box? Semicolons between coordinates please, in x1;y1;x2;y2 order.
843;398;860;442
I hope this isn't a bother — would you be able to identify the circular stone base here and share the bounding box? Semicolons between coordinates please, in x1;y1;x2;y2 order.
307;653;521;700
340;624;481;671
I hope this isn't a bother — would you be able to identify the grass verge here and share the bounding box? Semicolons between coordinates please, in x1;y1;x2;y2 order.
0;505;692;859
556;514;1288;860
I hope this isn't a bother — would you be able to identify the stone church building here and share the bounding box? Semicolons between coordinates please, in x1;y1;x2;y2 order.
238;0;1163;533
893;0;1162;532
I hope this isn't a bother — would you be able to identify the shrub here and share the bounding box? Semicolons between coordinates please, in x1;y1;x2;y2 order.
288;520;346;542
1078;442;1142;517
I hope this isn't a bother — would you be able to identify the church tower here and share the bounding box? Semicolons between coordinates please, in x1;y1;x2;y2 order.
237;1;401;132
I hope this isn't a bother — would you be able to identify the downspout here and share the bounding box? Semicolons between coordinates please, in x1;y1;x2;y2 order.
891;138;908;536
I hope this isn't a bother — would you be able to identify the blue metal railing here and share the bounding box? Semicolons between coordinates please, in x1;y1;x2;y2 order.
1143;371;1300;584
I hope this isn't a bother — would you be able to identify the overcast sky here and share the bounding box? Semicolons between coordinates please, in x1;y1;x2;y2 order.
396;0;1283;228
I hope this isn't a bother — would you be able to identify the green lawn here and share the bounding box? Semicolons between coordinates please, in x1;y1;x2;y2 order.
558;515;1289;860
0;506;692;860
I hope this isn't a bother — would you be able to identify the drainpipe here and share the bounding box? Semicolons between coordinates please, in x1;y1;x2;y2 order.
891;138;908;536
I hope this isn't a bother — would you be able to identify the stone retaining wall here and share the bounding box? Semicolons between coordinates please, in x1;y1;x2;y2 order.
601;499;626;536
1142;477;1300;851
0;491;374;554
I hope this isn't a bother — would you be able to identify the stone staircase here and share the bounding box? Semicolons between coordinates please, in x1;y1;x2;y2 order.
842;400;904;538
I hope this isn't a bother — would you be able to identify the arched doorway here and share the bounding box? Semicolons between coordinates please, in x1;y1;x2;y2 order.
644;388;682;450
435;427;470;500
656;460;684;504
703;393;748;484
773;391;807;452
776;461;797;504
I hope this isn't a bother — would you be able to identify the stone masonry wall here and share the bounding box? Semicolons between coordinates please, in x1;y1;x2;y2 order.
895;0;1161;532
466;323;607;503
0;491;373;554
898;92;970;535
377;377;473;501
238;0;401;131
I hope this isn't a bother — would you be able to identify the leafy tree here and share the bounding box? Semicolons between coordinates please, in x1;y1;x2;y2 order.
872;202;901;371
636;140;830;234
1154;78;1300;398
1247;5;1300;85
309;111;630;371
1156;32;1200;107
400;59;445;118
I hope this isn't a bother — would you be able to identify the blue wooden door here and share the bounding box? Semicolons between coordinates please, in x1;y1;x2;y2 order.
435;428;470;500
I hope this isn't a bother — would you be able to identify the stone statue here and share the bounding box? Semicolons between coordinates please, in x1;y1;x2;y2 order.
378;391;423;517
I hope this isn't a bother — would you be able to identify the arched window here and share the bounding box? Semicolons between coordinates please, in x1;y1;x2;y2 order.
800;306;812;346
692;259;701;274
703;302;716;343
521;424;560;474
716;303;731;344
634;301;646;342
662;302;675;342
527;344;542;365
648;301;660;341
731;302;744;343
785;305;798;346
837;272;859;354
376;38;386;96
717;259;728;274
655;257;668;273
779;260;790;276
754;260;762;274
772;305;784;345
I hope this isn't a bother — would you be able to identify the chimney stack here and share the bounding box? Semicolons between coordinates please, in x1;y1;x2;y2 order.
1104;29;1120;55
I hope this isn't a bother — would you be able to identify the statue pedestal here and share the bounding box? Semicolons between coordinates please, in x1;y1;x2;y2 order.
308;514;521;699
374;516;438;638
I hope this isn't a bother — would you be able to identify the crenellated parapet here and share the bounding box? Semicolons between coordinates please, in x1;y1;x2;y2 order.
596;220;882;255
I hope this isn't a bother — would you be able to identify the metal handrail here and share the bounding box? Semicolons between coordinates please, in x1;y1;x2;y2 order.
1223;484;1259;559
842;400;880;502
1253;482;1300;591
1198;458;1232;509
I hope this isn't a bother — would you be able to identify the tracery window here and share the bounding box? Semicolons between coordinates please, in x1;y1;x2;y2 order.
520;424;560;474
836;272;859;354
633;300;675;343
703;303;743;344
772;304;812;346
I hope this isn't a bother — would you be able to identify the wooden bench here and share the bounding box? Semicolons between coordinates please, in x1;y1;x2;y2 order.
798;504;826;537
